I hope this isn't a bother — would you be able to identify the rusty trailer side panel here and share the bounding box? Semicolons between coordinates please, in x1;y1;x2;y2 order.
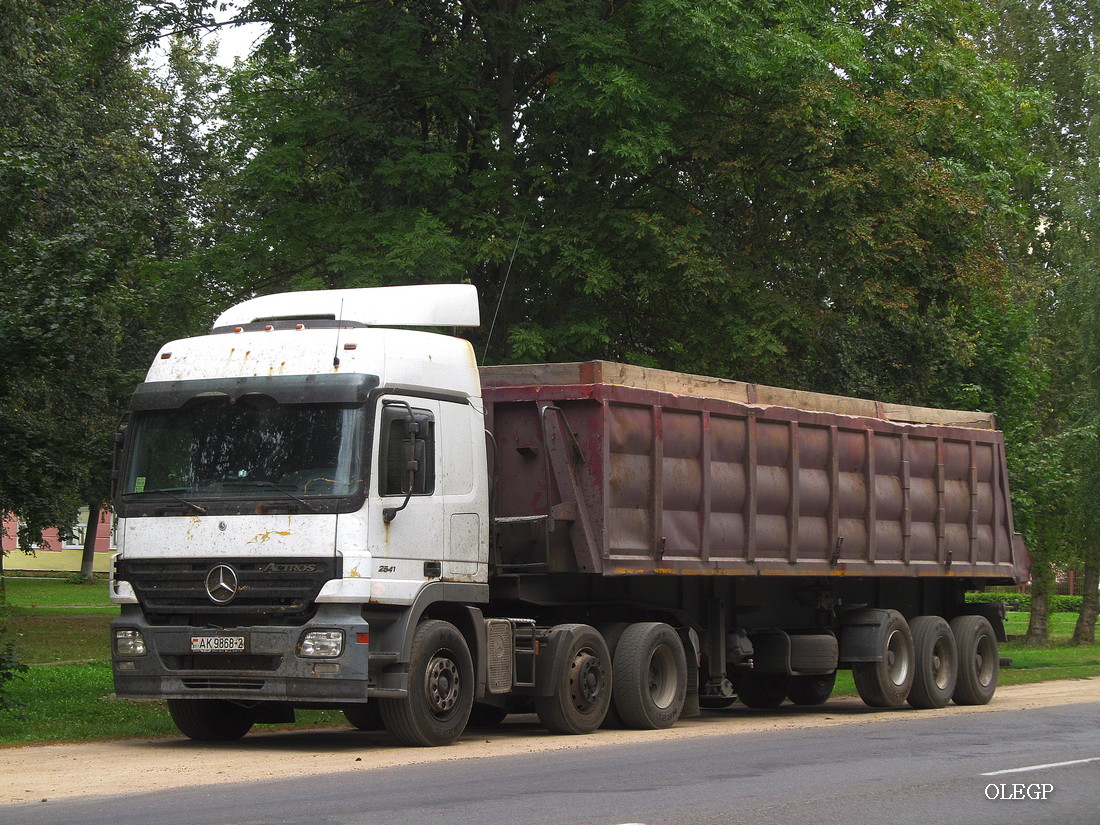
482;362;1027;584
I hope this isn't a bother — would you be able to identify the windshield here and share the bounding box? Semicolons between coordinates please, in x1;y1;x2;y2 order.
121;395;366;505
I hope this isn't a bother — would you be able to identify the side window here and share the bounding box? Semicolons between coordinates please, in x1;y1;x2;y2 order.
379;404;435;497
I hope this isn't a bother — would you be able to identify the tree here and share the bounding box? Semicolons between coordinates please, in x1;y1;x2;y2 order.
984;0;1100;642
194;0;1035;407
0;3;226;580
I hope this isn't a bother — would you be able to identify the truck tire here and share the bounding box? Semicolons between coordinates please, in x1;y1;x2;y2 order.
467;702;509;728
612;622;687;729
343;702;384;731
733;672;789;709
167;699;255;741
786;673;836;706
379;619;474;747
907;616;958;709
851;609;914;708
535;624;612;735
950;615;999;705
598;622;631;728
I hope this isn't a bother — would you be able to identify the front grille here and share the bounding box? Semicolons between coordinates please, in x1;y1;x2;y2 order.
117;557;340;622
162;654;283;672
181;677;265;691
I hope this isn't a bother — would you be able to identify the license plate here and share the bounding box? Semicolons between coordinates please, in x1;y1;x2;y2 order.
191;635;247;653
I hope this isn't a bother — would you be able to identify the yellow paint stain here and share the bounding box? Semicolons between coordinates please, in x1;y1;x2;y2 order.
247;530;292;544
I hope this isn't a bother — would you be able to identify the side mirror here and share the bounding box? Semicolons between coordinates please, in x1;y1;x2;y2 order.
382;402;430;523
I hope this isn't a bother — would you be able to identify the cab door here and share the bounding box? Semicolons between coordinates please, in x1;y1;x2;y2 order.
367;396;445;604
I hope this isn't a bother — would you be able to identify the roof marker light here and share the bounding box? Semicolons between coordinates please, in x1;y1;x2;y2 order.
160;352;172;360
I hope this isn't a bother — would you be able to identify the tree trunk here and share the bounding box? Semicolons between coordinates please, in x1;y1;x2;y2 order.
1025;560;1054;644
1070;559;1098;645
79;503;101;582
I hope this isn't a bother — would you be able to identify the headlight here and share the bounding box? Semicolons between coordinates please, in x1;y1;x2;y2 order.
114;629;147;657
298;629;344;658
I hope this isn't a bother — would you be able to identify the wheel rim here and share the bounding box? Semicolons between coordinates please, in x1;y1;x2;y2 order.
930;635;953;690
569;647;607;713
647;644;678;710
973;633;996;687
425;651;461;718
885;629;911;687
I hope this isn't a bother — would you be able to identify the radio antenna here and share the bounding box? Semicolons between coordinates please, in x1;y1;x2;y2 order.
333;298;345;368
483;217;526;361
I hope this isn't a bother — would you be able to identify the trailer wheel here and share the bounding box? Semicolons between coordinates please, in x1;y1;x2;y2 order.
343;702;384;731
612;622;687;729
787;673;836;706
535;624;612;735
699;697;736;709
733;672;789;709
167;699;255;741
907;616;958;709
950;615;999;705
852;609;914;708
379;619;474;746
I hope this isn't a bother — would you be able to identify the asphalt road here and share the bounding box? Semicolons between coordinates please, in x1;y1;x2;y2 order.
6;699;1098;825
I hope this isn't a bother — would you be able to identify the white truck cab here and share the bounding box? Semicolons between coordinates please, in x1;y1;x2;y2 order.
111;284;490;743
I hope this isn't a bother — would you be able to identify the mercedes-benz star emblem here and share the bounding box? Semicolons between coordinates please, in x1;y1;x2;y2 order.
205;564;239;604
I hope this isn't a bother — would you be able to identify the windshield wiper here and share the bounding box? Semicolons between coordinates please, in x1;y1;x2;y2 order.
242;480;319;513
126;488;208;515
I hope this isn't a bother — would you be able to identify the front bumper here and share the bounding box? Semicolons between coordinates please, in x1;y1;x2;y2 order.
111;604;371;703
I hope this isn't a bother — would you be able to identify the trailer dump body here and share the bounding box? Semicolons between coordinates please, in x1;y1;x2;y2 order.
483;361;1026;584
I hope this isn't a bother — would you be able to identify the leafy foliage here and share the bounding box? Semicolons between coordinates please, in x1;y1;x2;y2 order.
190;0;1038;408
0;3;225;546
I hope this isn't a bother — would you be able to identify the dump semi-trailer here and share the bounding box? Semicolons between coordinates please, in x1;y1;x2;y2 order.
110;284;1029;746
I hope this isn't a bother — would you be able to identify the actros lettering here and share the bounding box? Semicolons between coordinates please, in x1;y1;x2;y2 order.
259;563;317;573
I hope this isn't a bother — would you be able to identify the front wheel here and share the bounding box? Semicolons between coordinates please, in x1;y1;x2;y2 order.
951;615;999;705
343;702;384;731
535;624;612;735
379;619;474;746
167;699;255;741
612;622;687;730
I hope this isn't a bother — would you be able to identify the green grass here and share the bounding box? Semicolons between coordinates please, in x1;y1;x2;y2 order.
0;662;180;743
0;583;1096;744
2;576;116;615
1003;609;1081;642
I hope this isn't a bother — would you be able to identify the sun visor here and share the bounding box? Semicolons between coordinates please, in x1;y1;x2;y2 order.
129;373;379;410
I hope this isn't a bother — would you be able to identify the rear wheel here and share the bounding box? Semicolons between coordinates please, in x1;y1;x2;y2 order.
787;673;836;706
535;625;612;735
734;672;789;709
168;699;255;741
951;615;999;705
908;616;958;709
467;702;510;728
852;609;914;708
612;622;687;729
379;619;474;747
